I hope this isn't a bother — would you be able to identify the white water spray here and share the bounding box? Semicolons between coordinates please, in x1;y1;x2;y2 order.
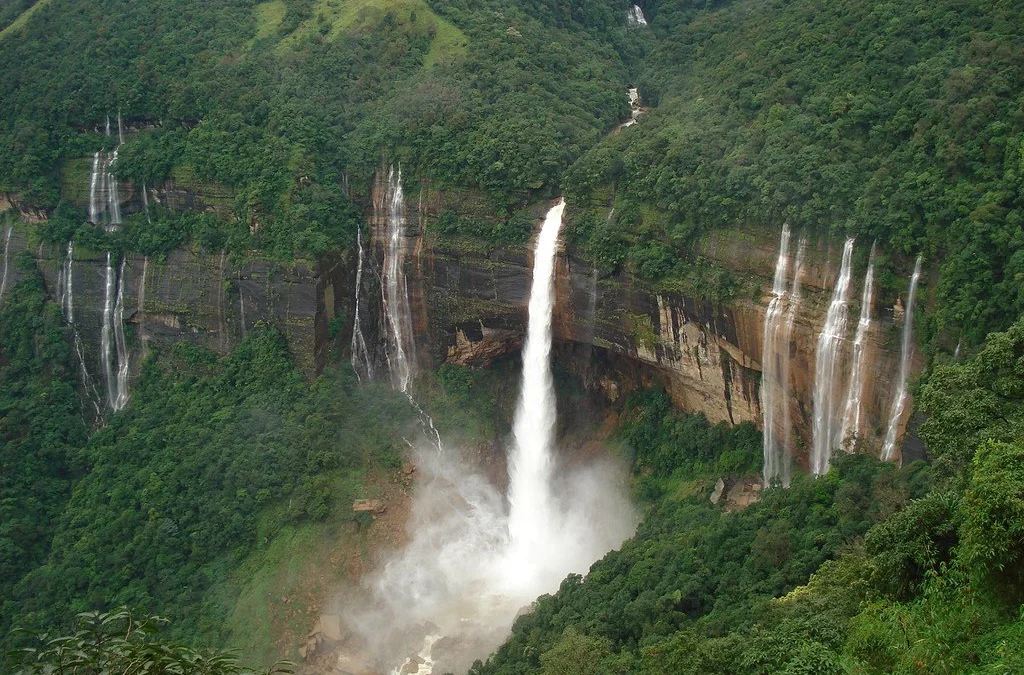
88;117;123;228
839;248;875;450
811;239;855;475
881;256;922;462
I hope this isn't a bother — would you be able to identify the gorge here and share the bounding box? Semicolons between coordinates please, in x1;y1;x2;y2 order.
2;0;1022;672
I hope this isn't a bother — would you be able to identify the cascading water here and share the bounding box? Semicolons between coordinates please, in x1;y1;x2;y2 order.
350;224;374;381
622;88;643;128
0;225;12;301
381;165;416;393
761;227;805;487
627;4;648;26
881;256;923;462
839;247;875;449
761;225;791;485
101;253;130;411
59;242;103;415
505;200;564;571
359;200;635;675
811;238;855;475
88;116;123;229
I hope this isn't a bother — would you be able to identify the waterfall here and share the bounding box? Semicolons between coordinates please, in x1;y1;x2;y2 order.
59;241;74;321
88;117;123;228
101;253;130;411
622;88;643;128
881;256;923;462
0;225;11;301
627;4;648;26
350;223;374;381
506;200;564;571
839;247;875;449
761;226;805;486
60;242;102;414
380;165;416;392
811;238;855;475
761;225;791;485
358;199;634;675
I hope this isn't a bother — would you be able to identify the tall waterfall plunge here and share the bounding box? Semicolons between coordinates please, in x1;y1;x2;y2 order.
101;253;130;411
839;248;875;449
881;256;923;462
380;165;416;393
761;226;806;487
354;200;635;675
811;238;855;476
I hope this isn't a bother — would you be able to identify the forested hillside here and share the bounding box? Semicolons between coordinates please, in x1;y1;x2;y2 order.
473;324;1024;673
567;0;1024;343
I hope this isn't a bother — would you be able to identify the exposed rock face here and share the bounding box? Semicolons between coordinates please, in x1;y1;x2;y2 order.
361;175;923;468
2;159;923;466
0;225;332;387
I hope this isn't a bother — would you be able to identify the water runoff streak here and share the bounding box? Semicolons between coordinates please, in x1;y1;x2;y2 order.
87;114;131;411
101;253;130;411
350;224;374;381
881;256;922;462
811;238;855;476
58;242;103;415
0;224;12;301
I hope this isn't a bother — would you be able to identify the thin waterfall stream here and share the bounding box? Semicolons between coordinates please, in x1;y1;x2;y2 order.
811;238;855;475
881;256;923;462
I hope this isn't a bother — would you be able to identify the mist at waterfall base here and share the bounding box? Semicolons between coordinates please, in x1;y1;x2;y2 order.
347;202;637;674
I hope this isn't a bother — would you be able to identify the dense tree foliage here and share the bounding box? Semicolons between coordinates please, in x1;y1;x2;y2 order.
565;0;1024;340
10;608;292;675
0;319;418;664
471;320;1024;674
0;270;88;644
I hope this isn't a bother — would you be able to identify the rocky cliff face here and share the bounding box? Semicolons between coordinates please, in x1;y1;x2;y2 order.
1;159;922;466
362;171;922;468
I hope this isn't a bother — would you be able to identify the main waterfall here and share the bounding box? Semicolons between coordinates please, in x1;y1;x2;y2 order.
357;199;635;675
505;200;563;577
380;165;416;393
881;256;923;462
811;238;855;475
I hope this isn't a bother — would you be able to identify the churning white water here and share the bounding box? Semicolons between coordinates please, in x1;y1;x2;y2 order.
811;238;855;475
881;256;923;462
355;200;636;675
